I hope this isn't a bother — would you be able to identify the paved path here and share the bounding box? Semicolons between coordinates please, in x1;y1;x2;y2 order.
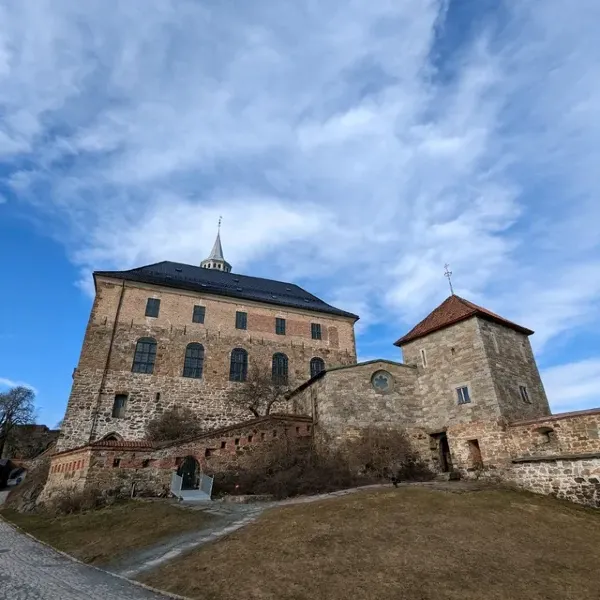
0;519;173;600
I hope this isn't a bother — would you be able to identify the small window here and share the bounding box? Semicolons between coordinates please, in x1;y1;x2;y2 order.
236;311;247;330
310;357;325;378
183;343;204;378
229;348;248;382
235;438;240;446
132;337;157;374
141;459;150;468
192;305;206;324
261;432;266;440
311;323;322;340
155;392;161;401
519;385;531;404
307;424;311;432
220;441;226;449
273;430;277;437
248;435;253;443
112;458;121;468
205;448;213;457
112;394;128;418
275;317;286;335
145;298;160;318
457;386;471;405
420;349;427;367
296;426;300;434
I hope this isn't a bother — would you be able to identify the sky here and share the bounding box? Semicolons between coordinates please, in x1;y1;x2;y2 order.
1;0;599;427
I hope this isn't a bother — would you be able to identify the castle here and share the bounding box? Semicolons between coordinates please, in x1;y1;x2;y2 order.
44;231;600;507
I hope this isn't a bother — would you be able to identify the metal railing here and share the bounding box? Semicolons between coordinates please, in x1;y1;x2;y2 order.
170;472;183;499
199;473;214;498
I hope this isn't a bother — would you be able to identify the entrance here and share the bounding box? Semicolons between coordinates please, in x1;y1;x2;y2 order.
430;432;453;473
177;456;200;490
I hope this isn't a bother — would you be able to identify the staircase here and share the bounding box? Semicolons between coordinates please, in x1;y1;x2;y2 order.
179;489;212;502
170;471;214;502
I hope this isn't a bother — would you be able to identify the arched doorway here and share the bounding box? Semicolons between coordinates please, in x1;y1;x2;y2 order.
177;456;200;490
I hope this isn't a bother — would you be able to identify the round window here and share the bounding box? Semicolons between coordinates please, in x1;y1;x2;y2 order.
371;370;393;393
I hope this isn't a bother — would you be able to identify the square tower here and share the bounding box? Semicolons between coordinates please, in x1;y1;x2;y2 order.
394;295;550;430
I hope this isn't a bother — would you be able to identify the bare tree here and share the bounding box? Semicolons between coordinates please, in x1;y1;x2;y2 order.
145;407;204;441
226;364;289;418
0;386;36;457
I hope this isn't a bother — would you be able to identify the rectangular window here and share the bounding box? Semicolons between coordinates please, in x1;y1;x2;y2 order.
420;349;427;367
192;305;206;324
235;311;247;330
519;385;531;404
112;394;128;418
275;317;286;335
145;298;160;318
311;323;322;340
456;386;471;405
112;458;121;468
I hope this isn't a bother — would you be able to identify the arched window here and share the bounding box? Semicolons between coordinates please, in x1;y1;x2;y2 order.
272;353;289;385
183;343;204;378
229;348;248;382
310;357;325;378
132;337;157;374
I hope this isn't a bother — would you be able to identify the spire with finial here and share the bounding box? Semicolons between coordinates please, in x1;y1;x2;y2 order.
200;217;232;273
444;263;454;295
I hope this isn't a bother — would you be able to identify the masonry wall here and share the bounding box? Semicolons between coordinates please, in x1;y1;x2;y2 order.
478;320;551;421
58;278;356;451
401;318;502;430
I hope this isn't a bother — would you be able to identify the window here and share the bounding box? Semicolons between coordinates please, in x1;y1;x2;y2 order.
229;348;248;382
132;337;157;374
456;386;471;405
236;311;247;330
420;349;427;367
519;385;531;404
275;317;286;335
310;357;325;378
248;435;253;443
235;438;240;446
142;459;151;468
220;441;226;449
183;343;204;378
311;323;322;340
145;298;160;318
192;305;206;324
205;448;213;457
112;458;121;468
155;392;161;401
112;394;128;418
272;352;289;384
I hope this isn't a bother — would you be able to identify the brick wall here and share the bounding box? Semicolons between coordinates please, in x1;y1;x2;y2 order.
58;278;356;451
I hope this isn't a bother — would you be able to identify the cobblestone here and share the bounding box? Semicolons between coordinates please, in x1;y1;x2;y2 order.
0;519;172;600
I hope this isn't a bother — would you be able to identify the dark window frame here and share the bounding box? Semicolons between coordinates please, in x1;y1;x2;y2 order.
519;385;531;404
310;357;325;378
112;394;128;418
229;348;248;382
275;317;286;335
311;323;322;340
236;311;248;330
183;343;205;379
456;386;471;405
132;337;157;374
145;298;160;318
272;352;289;385
192;305;206;324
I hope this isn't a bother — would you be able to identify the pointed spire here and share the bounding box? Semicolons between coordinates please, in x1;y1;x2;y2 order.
200;216;232;273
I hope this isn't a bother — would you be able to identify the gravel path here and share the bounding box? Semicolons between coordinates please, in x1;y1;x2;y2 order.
0;519;174;600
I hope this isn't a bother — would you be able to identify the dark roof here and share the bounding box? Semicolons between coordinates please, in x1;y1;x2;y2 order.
394;295;534;346
94;261;358;320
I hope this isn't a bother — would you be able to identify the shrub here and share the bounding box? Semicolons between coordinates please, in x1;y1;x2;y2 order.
4;458;50;513
45;485;127;516
145;407;204;442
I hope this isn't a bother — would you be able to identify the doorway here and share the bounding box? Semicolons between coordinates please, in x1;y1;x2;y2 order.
177;456;200;490
430;432;453;473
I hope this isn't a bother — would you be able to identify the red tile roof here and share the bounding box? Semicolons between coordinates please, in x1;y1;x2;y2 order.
394;295;533;346
90;440;156;450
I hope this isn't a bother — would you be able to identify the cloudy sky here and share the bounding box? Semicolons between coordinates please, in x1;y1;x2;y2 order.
1;0;599;426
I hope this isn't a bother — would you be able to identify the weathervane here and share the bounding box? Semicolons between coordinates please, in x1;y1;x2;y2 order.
444;263;454;295
218;215;222;231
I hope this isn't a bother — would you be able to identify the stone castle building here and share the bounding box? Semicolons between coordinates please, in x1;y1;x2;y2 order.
46;234;600;508
57;229;358;452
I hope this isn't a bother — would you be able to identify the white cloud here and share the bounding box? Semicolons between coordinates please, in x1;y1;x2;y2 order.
0;377;38;394
542;359;600;413
1;0;600;409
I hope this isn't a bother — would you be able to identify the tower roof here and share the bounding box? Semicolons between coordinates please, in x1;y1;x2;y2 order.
207;230;225;261
394;295;533;346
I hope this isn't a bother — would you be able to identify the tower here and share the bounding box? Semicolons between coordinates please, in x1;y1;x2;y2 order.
200;218;232;273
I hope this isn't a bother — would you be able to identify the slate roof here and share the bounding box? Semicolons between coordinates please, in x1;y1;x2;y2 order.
94;261;359;320
394;295;533;346
207;231;226;261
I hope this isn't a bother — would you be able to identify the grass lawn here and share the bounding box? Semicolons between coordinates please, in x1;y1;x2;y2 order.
141;487;600;600
2;499;214;566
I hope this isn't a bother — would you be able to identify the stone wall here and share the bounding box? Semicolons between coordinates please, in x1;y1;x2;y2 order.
58;277;356;451
478;320;551;421
289;360;420;445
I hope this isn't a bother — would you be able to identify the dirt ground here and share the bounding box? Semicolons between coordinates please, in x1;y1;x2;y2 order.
2;499;214;566
141;486;600;600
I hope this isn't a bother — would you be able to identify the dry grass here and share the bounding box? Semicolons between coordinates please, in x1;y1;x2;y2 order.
141;487;600;600
2;499;214;566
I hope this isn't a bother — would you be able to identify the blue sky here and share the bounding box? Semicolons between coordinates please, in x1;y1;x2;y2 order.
1;0;600;427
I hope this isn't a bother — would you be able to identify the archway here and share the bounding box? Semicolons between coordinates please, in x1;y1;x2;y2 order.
177;456;200;490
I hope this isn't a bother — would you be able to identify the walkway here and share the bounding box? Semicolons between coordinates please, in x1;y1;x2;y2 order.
0;519;173;600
